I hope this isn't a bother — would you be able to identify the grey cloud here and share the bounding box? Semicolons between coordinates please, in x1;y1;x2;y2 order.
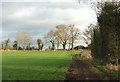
2;1;97;46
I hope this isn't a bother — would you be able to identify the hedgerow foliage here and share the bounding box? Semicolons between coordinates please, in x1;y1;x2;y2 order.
92;2;120;65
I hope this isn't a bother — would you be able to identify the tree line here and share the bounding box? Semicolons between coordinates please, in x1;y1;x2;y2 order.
1;24;81;51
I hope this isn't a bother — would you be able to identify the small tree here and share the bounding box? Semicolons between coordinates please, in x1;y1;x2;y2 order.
13;41;18;50
37;38;44;50
2;38;10;50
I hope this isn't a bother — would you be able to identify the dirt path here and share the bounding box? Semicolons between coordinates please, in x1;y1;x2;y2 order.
65;55;98;80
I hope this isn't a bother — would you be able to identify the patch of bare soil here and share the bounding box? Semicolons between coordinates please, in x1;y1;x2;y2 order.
65;55;98;80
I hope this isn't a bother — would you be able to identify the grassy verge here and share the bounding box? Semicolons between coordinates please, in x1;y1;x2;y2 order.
77;54;119;80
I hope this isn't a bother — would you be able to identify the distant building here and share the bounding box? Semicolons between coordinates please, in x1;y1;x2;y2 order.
73;45;86;50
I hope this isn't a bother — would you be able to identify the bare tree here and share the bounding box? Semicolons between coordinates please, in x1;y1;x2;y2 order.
56;24;70;50
68;25;80;50
45;30;56;50
16;32;31;50
45;24;80;50
2;38;10;50
82;24;99;45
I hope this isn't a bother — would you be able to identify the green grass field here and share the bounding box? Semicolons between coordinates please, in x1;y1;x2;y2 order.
2;51;72;80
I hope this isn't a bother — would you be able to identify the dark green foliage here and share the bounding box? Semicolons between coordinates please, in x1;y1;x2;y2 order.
18;46;23;50
37;39;44;50
91;27;102;59
13;41;18;50
92;2;120;64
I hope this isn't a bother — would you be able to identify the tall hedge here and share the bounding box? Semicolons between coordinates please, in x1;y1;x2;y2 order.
92;2;120;65
91;27;102;59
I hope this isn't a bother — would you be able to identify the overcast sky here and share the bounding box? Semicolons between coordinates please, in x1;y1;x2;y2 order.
1;0;97;48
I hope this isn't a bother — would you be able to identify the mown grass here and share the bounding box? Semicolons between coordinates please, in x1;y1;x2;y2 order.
2;51;72;80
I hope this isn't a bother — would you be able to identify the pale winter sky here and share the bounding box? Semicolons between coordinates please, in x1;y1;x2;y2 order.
1;0;97;48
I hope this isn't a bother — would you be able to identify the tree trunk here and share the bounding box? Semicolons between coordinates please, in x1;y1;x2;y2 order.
68;43;71;50
71;37;74;50
71;42;74;50
52;43;55;50
63;41;66;50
